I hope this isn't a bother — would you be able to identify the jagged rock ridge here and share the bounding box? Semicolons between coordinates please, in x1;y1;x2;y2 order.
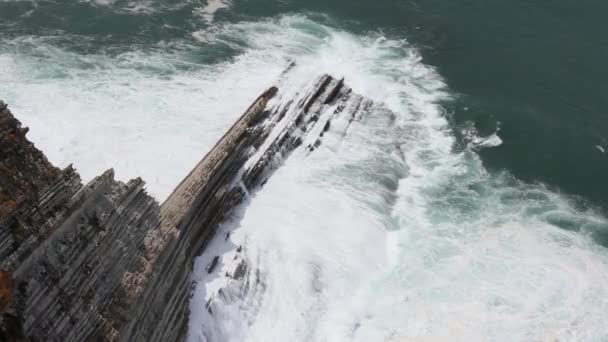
189;75;375;338
0;74;372;341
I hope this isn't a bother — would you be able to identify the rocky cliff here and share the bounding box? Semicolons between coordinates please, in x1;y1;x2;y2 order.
0;74;364;341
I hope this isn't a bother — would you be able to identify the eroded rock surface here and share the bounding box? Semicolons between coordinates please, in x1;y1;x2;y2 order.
189;75;375;336
0;75;362;341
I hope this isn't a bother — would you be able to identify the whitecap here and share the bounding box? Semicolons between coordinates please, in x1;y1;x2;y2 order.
194;0;232;24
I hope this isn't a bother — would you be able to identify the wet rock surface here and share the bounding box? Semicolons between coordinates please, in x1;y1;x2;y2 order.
0;74;366;341
192;74;376;337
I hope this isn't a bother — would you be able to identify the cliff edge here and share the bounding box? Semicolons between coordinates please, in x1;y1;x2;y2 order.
0;74;366;341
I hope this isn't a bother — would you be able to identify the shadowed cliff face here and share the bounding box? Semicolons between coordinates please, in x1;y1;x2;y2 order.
0;271;12;313
0;98;160;341
0;100;62;224
0;75;354;341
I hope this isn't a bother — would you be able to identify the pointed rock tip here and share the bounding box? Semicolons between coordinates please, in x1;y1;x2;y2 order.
102;168;115;179
263;86;278;100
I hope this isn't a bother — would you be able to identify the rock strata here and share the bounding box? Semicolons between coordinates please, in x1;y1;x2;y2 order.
188;74;375;336
0;74;365;341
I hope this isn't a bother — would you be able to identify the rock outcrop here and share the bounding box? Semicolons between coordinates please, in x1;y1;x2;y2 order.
187;74;375;338
0;74;365;341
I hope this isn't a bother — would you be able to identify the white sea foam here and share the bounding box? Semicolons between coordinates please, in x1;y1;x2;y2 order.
474;132;503;148
79;0;188;14
0;37;288;199
194;0;232;24
460;121;503;149
185;16;608;342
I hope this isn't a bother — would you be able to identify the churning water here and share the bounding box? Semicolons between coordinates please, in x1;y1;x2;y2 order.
1;1;608;341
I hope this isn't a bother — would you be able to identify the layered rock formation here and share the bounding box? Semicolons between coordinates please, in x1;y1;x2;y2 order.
0;74;367;341
187;75;375;339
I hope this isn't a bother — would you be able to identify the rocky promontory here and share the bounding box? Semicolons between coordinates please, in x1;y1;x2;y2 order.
0;74;369;341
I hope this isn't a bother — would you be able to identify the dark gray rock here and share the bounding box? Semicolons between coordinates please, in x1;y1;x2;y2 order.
206;256;220;274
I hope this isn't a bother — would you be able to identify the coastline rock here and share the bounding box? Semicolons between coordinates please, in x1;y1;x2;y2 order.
0;74;366;341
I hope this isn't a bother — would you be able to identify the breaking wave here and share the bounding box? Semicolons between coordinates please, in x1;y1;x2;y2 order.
185;16;608;342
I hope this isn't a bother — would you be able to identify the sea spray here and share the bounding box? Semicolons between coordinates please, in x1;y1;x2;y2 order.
186;16;608;342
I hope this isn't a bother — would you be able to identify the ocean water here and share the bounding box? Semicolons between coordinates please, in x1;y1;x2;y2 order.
1;0;608;341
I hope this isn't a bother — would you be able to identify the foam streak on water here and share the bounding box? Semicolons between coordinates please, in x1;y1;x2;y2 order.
186;16;608;342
